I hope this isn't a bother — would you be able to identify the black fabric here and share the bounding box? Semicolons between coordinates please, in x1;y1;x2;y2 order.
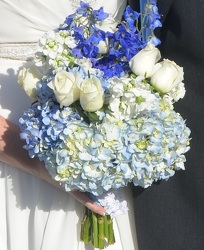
128;0;140;10
132;0;204;249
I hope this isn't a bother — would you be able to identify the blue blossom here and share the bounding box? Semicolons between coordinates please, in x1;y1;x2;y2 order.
76;1;91;15
64;14;75;27
93;7;109;21
124;5;140;26
144;1;162;29
88;29;106;44
82;43;99;57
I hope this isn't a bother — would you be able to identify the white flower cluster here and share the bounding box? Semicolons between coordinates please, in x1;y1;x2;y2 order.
107;75;159;120
97;189;128;218
37;30;77;68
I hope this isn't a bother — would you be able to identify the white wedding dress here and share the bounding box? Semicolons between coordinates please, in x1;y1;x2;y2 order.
0;0;138;249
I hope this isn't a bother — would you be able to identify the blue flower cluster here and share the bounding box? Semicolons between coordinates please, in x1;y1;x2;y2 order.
62;1;161;78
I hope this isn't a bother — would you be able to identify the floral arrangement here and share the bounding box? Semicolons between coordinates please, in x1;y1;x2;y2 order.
18;1;190;249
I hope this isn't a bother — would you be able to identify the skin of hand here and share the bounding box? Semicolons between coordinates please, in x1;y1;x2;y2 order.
0;115;106;215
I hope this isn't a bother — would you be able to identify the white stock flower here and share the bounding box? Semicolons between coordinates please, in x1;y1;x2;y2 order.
168;81;186;102
38;31;64;58
79;76;104;112
97;189;129;218
75;58;93;71
129;43;161;77
150;59;184;93
108;76;158;120
18;65;43;99
64;36;76;49
48;70;81;107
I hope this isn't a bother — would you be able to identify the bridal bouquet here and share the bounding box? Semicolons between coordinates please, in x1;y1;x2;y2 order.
18;1;190;249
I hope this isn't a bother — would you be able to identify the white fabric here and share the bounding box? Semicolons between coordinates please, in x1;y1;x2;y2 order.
0;0;127;43
0;0;139;249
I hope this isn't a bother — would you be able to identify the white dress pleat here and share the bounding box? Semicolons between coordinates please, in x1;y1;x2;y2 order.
0;0;139;249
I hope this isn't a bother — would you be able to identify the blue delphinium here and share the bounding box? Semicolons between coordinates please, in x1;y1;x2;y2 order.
141;0;162;45
60;1;161;78
124;5;140;26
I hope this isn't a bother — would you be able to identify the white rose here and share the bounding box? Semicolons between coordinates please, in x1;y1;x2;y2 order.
150;59;184;93
80;77;104;112
129;43;161;77
18;65;42;99
97;39;109;54
96;18;118;33
95;18;117;54
48;70;81;107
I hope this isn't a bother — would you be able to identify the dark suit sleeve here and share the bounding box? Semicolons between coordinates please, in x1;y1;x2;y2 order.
127;0;140;11
157;0;173;22
134;1;204;250
155;0;174;47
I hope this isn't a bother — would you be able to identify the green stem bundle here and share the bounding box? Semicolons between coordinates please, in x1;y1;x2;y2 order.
80;207;115;249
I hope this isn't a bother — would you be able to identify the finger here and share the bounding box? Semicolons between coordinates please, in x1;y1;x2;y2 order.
70;190;106;216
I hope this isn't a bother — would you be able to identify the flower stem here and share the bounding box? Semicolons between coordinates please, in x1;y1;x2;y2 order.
98;216;105;249
92;211;99;248
81;208;91;244
80;208;115;249
104;215;109;239
108;216;115;245
80;215;86;241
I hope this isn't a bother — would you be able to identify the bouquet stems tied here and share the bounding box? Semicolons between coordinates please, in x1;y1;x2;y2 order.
80;207;115;249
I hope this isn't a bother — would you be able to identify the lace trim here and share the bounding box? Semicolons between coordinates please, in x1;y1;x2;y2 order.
69;0;97;10
0;43;37;61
